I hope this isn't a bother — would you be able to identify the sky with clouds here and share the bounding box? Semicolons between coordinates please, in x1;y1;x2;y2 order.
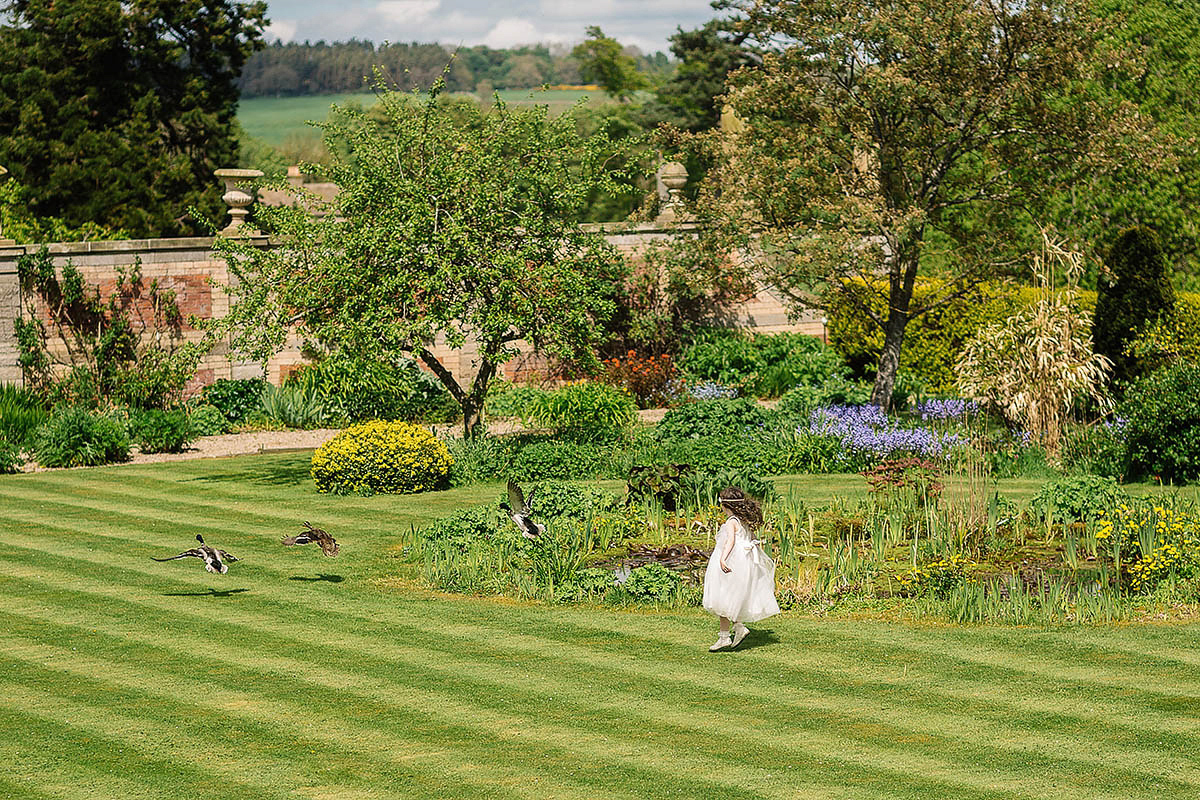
261;0;719;55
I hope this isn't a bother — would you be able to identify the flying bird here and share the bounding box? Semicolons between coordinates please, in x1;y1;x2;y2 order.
502;480;545;540
281;521;340;557
151;534;239;574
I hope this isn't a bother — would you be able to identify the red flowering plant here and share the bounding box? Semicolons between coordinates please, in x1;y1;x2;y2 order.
602;350;679;409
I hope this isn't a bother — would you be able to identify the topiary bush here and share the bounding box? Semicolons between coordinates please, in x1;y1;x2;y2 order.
33;406;130;467
655;397;773;442
1094;227;1176;386
310;420;452;495
1121;362;1200;483
201;378;267;425
129;408;193;454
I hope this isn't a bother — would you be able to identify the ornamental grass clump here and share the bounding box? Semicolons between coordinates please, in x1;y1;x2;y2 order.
310;420;451;495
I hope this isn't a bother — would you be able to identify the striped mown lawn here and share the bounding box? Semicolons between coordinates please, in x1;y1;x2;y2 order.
1;453;1198;799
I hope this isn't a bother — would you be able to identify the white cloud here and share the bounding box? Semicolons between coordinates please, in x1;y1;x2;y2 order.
481;18;569;48
264;19;299;43
375;0;442;23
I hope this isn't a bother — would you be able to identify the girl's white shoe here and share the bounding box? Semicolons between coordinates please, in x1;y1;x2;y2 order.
732;623;749;648
708;634;733;651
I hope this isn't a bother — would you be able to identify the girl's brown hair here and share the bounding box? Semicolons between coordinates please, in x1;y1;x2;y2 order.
718;486;763;531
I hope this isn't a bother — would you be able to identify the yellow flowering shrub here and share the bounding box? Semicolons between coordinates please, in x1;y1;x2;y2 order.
895;553;977;598
1096;501;1200;592
310;420;452;495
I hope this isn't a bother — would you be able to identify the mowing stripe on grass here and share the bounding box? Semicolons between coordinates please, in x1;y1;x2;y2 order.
4;554;1195;796
4;456;1200;799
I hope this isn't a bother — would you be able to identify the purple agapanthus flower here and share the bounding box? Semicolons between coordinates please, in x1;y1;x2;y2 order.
808;404;959;459
915;398;978;420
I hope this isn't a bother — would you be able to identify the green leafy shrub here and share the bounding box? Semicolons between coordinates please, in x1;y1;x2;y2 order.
201;378;267;424
1121;361;1200;483
627;463;693;510
420;507;502;552
620;562;684;604
297;354;455;423
1128;293;1200;372
261;378;327;429
129;409;193;454
509;440;613;481
523;480;619;520
683;466;778;505
484;384;550;419
556;567;616;603
187;404;228;437
310;420;452;495
33;406;130;467
526;382;637;441
0;435;23;474
0;383;48;449
1029;475;1127;523
1094;227;1175;385
656;397;773;442
678;328;847;397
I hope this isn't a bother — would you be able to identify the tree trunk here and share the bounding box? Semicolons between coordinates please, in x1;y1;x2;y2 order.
460;399;484;440
871;304;907;410
870;249;920;410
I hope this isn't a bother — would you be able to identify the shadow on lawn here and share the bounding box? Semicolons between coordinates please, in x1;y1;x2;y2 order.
185;455;312;487
163;588;250;598
730;628;781;652
288;574;344;583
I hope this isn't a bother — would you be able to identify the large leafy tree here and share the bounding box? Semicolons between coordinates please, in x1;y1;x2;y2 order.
572;26;648;102
0;0;267;237
692;0;1148;407
214;86;633;437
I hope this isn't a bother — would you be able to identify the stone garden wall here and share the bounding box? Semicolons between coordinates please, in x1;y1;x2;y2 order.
0;224;820;392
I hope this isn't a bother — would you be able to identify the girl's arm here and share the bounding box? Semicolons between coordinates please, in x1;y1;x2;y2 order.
719;521;738;573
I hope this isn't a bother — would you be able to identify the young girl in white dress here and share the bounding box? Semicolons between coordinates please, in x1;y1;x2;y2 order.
703;486;780;651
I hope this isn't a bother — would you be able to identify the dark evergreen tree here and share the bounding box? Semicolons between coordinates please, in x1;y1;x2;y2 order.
650;20;759;132
1094;226;1177;385
0;0;267;238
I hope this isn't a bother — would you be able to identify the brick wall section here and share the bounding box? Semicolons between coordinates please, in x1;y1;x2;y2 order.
0;224;820;391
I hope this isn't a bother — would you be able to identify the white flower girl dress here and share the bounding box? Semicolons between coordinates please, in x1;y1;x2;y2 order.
702;517;780;623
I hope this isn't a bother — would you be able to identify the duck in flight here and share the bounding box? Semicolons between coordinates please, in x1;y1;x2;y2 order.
502;480;545;540
151;534;240;574
281;521;340;557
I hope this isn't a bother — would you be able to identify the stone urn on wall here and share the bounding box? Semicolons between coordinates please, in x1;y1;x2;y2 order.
214;168;264;235
655;161;689;225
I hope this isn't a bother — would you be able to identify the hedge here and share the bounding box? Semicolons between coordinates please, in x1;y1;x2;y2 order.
823;278;1200;394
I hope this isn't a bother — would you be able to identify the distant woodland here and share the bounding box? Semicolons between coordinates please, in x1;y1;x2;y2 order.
239;40;673;97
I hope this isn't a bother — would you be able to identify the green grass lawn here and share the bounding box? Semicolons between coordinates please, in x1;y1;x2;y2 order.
239;89;604;147
2;453;1199;798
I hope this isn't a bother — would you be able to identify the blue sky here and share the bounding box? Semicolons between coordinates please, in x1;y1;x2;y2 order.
260;0;718;55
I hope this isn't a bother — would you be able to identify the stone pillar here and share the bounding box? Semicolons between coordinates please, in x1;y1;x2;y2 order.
214;168;264;234
0;165;13;246
0;242;22;387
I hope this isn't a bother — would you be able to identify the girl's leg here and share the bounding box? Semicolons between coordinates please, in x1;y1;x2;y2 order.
709;617;733;651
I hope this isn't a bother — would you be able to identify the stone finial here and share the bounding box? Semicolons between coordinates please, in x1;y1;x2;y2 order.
0;165;12;245
214;168;264;234
655;161;689;224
